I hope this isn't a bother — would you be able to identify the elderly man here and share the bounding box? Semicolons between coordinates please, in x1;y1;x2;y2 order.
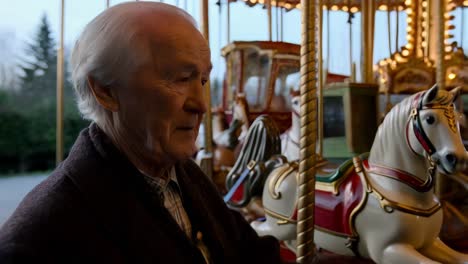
0;2;281;263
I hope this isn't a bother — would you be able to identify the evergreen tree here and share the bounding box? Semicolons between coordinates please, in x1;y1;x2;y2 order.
18;14;57;108
0;14;89;173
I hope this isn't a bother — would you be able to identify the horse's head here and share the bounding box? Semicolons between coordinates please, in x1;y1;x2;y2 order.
407;84;468;175
290;89;301;118
232;93;250;125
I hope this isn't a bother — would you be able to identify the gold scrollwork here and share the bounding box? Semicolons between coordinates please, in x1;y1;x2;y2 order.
268;162;298;200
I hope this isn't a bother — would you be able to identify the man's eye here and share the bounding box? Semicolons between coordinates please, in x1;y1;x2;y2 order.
201;79;207;86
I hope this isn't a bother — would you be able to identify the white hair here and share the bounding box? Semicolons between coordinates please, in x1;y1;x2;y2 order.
70;2;196;124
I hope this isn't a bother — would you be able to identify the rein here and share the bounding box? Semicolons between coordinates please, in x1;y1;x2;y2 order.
397;91;453;191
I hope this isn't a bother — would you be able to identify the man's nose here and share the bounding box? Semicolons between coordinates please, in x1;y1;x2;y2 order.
184;81;207;114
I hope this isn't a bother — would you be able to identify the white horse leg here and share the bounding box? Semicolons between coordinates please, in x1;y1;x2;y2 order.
381;244;441;264
420;237;468;264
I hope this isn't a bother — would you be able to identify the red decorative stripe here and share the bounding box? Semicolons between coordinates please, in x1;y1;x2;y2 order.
406;120;419;156
414;130;433;154
363;160;433;192
291;207;298;221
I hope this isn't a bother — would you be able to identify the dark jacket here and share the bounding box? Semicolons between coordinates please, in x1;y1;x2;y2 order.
0;124;281;263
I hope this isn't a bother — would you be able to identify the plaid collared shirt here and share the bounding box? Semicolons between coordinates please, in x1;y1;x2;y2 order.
142;167;192;239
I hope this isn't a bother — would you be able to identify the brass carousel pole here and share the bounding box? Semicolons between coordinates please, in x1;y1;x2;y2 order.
426;0;432;59
268;0;272;41
326;1;330;81
200;0;213;180
318;1;324;158
297;0;319;263
361;0;375;83
347;0;353;82
435;0;447;196
387;0;392;55
280;7;284;41
56;0;65;165
276;2;279;41
436;0;446;90
227;0;231;43
396;3;400;53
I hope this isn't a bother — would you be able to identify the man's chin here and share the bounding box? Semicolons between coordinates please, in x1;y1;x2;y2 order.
168;147;198;162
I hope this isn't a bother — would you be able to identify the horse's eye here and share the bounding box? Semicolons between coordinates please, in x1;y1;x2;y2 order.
426;115;435;125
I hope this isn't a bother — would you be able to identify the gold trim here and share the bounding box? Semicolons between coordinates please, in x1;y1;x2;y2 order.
358;159;442;217
348;156;370;238
315;182;337;193
371;192;441;217
314;166;354;195
314;225;350;238
264;207;297;225
268;162;298;200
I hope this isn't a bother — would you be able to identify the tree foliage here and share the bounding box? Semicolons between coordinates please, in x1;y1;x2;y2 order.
0;14;89;174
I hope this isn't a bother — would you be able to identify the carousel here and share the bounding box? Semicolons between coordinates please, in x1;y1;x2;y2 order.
195;0;468;263
49;0;468;263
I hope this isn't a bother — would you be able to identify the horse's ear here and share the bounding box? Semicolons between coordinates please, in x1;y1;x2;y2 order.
290;89;300;97
450;86;461;103
423;84;439;104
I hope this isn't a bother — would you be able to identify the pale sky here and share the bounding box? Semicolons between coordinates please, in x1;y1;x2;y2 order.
0;0;466;82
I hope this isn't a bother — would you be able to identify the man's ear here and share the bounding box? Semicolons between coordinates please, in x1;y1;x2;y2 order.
87;76;119;112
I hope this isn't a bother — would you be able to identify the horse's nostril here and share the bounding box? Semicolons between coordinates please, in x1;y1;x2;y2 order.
445;153;457;167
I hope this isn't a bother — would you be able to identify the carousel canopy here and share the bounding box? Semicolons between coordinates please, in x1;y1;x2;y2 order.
227;0;468;12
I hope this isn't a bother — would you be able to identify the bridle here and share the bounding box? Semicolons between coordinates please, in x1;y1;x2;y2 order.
407;93;432;156
404;91;457;190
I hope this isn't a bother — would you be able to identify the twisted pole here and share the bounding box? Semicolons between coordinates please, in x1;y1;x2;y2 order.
296;0;319;262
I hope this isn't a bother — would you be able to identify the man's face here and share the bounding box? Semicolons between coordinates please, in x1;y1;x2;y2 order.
114;19;211;166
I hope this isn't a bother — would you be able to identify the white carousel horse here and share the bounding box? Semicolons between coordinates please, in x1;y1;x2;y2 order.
280;92;300;161
213;93;251;147
251;85;468;264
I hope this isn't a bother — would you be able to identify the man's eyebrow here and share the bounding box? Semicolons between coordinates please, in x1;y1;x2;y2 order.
179;62;213;73
179;63;197;72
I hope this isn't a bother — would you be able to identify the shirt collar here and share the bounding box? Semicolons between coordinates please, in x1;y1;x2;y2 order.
142;166;178;190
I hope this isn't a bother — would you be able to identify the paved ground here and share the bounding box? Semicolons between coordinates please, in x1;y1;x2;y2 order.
0;173;48;227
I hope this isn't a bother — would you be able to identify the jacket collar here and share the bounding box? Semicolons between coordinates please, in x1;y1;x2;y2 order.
62;123;204;262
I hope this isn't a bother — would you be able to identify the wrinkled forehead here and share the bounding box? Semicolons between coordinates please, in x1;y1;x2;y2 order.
138;21;210;69
121;5;209;69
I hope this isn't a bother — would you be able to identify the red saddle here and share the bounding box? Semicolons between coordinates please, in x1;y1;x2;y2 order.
314;162;364;237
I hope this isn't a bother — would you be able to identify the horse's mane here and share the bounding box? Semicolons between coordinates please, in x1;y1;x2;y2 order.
227;115;281;178
225;115;282;201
